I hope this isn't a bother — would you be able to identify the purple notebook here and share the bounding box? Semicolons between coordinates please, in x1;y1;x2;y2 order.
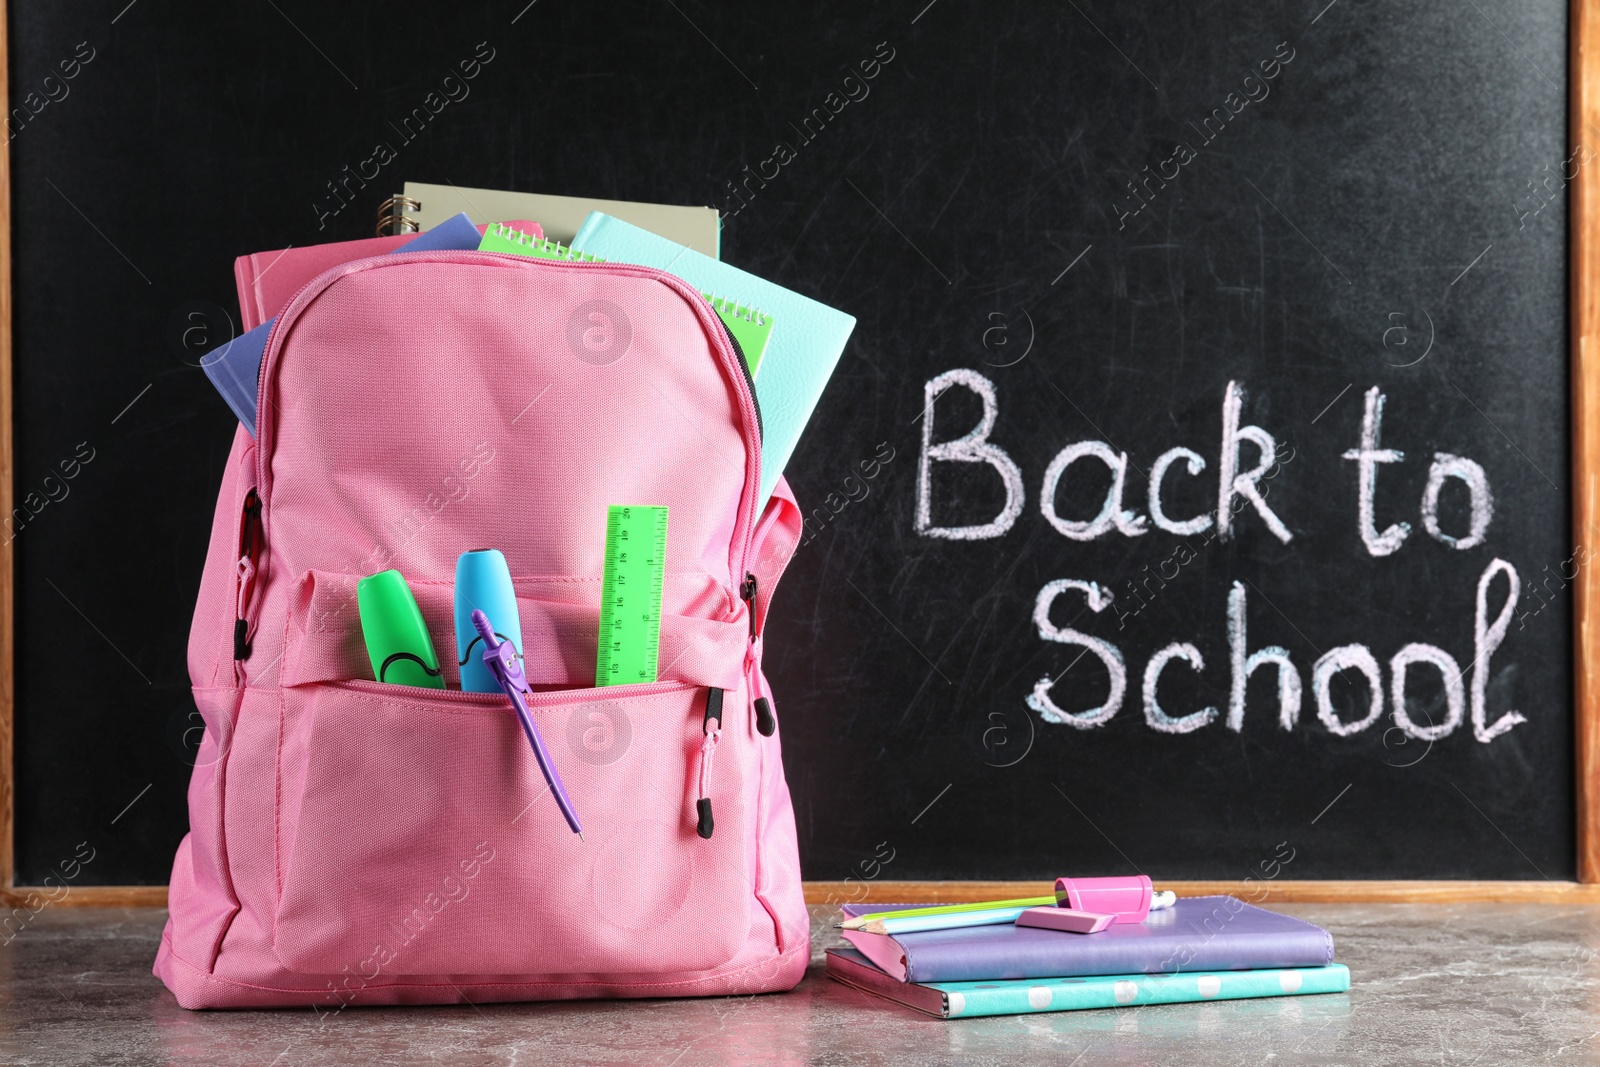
840;896;1334;984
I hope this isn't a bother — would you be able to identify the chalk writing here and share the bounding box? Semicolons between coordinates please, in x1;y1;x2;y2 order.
913;368;1526;745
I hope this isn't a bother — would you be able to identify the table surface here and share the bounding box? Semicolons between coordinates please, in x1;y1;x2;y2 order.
4;902;1599;1066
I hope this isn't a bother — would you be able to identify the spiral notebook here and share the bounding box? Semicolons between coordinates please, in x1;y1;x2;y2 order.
379;182;722;257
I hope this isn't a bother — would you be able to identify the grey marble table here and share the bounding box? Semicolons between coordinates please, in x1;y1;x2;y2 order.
3;902;1598;1066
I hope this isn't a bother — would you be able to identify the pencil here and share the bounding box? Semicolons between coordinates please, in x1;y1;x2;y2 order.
857;905;1036;936
836;895;1055;930
836;889;1178;930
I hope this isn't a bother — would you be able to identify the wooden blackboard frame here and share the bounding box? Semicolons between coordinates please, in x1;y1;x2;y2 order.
1572;0;1600;891
1;0;1597;908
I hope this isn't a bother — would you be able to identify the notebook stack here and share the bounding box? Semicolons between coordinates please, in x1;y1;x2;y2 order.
827;897;1349;1020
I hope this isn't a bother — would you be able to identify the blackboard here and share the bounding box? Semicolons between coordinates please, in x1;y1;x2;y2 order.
8;0;1574;885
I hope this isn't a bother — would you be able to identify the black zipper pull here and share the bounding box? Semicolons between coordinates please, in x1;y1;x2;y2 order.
740;573;758;637
234;490;263;661
696;688;723;839
239;489;262;557
704;686;724;731
740;574;776;736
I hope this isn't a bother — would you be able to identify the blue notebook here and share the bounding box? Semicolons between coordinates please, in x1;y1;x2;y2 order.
572;211;856;504
840;897;1335;983
201;212;483;434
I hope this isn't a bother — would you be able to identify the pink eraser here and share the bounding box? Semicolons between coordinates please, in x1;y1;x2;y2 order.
1016;906;1114;934
1054;874;1153;924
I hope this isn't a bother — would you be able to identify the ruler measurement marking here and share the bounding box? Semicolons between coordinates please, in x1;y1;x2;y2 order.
596;505;668;686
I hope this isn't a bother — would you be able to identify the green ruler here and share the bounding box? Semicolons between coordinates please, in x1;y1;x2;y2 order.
596;505;669;687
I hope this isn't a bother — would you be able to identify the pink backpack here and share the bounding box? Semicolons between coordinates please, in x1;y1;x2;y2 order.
155;249;810;1010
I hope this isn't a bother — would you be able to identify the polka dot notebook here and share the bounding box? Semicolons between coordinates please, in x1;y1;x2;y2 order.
826;948;1349;1019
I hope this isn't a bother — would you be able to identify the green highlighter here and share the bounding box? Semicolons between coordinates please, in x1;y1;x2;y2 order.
357;570;445;688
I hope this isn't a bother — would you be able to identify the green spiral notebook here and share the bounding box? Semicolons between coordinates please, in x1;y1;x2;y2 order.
478;223;774;374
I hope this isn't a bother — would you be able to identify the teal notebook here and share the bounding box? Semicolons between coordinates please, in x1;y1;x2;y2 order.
826;948;1350;1020
572;212;856;504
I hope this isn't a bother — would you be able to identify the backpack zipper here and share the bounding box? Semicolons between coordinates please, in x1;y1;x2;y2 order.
718;321;763;443
696;318;767;832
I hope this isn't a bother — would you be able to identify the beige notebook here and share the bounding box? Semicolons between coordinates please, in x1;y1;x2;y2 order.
377;182;722;257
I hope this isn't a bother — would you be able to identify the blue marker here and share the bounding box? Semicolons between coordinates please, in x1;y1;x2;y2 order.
455;549;523;692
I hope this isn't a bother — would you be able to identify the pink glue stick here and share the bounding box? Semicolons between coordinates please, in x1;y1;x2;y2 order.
1016;906;1114;934
1054;874;1153;924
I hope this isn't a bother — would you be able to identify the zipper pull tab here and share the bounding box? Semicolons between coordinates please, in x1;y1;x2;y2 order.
740;574;776;736
703;685;724;731
696;688;723;839
239;489;262;564
234;490;263;662
740;573;758;637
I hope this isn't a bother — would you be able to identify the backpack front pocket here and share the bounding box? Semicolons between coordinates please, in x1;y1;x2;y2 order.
272;677;752;978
